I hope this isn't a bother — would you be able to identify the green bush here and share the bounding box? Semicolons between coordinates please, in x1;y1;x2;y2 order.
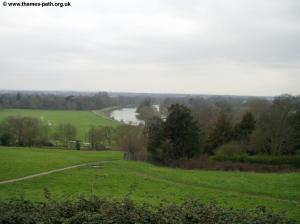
0;197;294;224
214;142;246;158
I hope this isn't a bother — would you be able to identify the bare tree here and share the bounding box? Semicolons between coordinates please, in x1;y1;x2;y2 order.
115;125;147;160
53;123;77;148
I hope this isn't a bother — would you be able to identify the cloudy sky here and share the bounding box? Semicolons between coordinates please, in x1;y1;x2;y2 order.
0;0;299;96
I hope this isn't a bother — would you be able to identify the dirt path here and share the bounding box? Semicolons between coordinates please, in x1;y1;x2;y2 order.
0;162;100;185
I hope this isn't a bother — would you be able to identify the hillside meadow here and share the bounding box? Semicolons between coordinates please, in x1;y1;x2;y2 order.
0;147;299;222
0;109;119;141
0;147;122;181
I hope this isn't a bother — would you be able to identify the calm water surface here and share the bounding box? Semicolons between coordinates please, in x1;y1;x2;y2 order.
110;107;144;125
110;105;159;125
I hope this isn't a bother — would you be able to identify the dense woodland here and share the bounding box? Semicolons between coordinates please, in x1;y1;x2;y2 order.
0;91;161;110
0;92;113;110
124;94;300;171
135;94;300;156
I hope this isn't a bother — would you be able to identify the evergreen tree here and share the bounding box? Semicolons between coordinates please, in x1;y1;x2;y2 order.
144;116;164;160
163;104;201;160
234;112;255;143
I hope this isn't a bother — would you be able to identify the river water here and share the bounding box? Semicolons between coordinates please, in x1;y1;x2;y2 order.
110;105;159;126
110;107;144;125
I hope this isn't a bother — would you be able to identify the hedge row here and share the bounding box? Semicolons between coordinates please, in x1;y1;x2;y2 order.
0;197;294;224
212;154;300;168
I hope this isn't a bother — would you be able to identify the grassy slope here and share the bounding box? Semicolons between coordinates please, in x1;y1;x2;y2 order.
0;147;122;181
0;109;119;141
0;147;299;221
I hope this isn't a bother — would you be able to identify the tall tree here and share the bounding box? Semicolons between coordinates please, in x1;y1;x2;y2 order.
290;109;300;153
53;123;77;148
88;126;114;150
136;98;160;122
204;112;233;154
163;104;201;160
144;116;164;160
250;95;296;154
0;116;49;146
115;125;147;160
234;112;255;143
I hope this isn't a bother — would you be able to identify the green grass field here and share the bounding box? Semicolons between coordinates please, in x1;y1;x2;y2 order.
0;147;122;181
0;109;120;141
0;147;299;222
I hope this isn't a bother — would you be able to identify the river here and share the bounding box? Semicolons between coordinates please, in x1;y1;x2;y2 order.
110;107;144;125
110;105;159;125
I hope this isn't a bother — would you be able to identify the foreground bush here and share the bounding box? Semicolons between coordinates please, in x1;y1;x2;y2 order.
0;197;294;224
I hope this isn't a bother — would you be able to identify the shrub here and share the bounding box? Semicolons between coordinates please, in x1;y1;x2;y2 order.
0;133;12;146
215;142;246;158
0;197;294;224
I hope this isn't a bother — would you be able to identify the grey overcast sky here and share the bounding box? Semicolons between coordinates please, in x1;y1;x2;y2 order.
0;0;299;96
